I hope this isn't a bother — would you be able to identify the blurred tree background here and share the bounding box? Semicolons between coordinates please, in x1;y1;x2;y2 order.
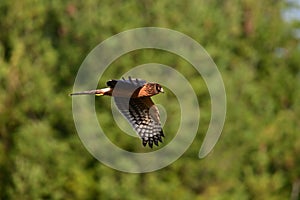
0;0;300;199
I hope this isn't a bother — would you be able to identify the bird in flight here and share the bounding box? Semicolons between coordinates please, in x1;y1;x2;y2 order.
71;77;165;148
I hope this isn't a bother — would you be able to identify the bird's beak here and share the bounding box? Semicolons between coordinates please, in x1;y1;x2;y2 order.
70;90;103;96
160;88;164;93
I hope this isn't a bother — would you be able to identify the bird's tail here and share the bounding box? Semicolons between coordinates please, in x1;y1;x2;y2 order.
70;87;112;96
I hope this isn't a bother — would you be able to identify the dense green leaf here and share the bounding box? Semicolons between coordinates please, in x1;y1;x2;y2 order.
0;0;299;199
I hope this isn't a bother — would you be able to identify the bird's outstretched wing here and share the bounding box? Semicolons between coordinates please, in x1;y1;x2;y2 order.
114;96;164;148
106;77;147;97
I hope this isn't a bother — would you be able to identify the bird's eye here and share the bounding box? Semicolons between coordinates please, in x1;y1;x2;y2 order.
156;84;161;91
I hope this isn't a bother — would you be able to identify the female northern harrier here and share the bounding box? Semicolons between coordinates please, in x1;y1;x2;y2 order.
71;77;164;148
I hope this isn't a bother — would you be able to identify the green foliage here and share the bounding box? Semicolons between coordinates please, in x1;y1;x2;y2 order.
0;0;299;199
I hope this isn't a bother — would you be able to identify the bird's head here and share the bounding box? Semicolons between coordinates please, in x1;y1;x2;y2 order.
145;83;164;96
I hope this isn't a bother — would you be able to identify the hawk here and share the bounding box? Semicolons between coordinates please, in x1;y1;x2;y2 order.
71;77;165;148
